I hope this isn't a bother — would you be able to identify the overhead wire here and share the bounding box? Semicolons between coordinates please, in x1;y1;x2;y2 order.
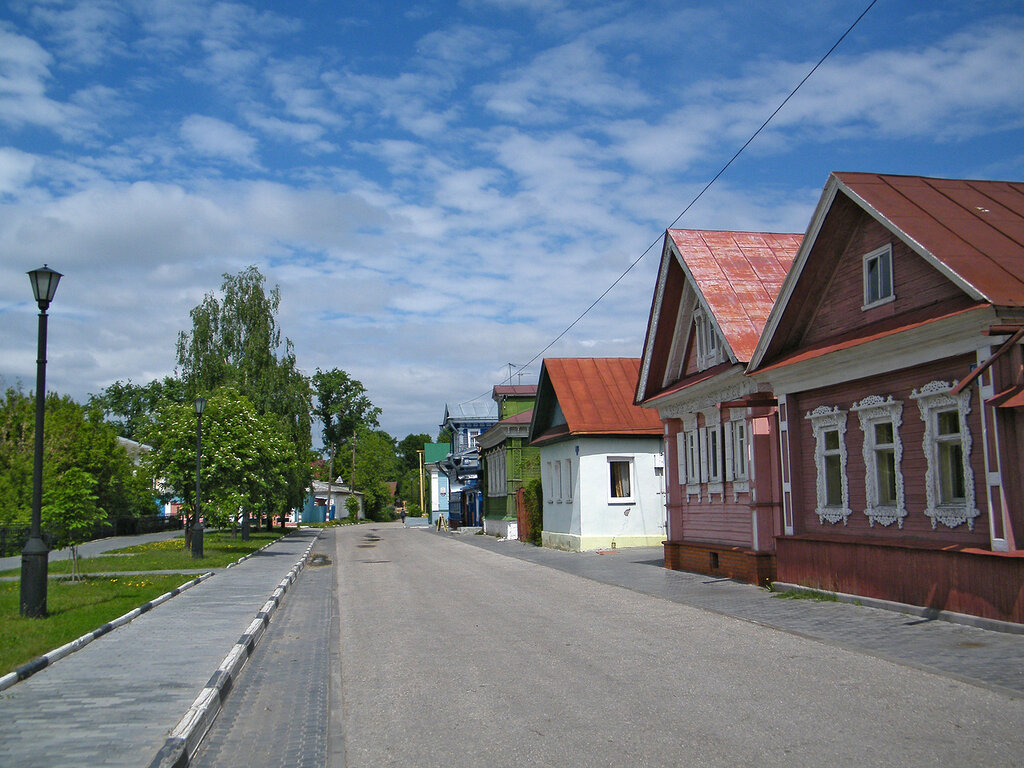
459;0;878;407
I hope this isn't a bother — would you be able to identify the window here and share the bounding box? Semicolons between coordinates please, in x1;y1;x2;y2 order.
723;415;750;500
554;460;563;502
852;395;906;528
563;459;573;502
863;245;894;309
911;381;980;530
609;459;633;502
701;425;721;483
726;417;748;481
694;307;725;370
806;406;851;525
466;428;481;449
545;461;554;503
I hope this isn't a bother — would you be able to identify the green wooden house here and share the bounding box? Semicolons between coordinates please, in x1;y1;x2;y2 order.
478;385;540;537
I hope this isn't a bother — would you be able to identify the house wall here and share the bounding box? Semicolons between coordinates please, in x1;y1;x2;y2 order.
540;436;664;551
787;353;989;546
799;221;965;347
662;408;781;552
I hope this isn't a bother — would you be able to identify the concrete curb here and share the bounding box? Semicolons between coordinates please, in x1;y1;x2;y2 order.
0;572;214;693
772;581;1024;635
146;530;321;768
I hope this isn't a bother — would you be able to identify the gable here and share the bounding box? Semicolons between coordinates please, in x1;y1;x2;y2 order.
637;229;800;403
794;206;974;350
750;174;1004;372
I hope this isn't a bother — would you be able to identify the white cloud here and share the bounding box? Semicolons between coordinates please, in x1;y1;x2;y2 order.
0;148;37;195
0;24;76;131
478;38;649;122
179;115;259;166
26;0;128;66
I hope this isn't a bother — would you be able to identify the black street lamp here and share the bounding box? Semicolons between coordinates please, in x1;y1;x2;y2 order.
192;396;206;559
21;265;62;618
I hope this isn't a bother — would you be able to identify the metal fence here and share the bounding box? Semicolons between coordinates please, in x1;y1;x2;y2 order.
0;515;181;558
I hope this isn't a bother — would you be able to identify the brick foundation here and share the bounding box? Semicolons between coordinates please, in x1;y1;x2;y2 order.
664;540;776;587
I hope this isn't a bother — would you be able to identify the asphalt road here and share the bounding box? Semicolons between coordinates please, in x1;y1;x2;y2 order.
193;524;1024;767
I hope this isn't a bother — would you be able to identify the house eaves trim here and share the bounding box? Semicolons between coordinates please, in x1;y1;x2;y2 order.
636;234;678;404
750;304;994;396
646;365;757;420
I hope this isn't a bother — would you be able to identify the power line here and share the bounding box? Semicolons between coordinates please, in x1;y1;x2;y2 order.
463;0;878;406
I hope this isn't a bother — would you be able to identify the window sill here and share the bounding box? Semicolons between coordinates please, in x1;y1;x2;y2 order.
861;294;895;312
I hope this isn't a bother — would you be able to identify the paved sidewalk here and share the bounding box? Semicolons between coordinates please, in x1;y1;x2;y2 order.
441;531;1024;698
0;528;319;768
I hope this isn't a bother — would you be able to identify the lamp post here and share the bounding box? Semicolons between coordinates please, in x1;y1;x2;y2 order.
21;265;62;618
192;396;206;559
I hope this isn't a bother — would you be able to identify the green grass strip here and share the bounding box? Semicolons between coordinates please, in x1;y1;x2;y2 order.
0;531;285;576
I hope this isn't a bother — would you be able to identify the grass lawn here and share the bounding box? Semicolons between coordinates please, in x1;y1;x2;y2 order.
0;574;200;676
0;530;286;577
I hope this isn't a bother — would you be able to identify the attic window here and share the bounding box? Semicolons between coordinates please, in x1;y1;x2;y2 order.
694;307;724;370
862;245;894;309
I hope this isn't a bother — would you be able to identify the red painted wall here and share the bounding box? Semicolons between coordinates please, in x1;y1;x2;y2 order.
800;217;966;348
788;354;989;546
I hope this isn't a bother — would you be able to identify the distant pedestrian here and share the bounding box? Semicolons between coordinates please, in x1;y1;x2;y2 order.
400;509;407;525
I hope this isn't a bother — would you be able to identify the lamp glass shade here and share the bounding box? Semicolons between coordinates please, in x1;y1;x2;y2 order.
194;397;207;416
28;265;62;308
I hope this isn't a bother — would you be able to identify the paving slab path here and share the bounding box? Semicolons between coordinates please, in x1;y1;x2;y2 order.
0;528;319;768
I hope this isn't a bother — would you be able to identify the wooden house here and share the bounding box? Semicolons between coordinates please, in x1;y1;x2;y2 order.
635;229;801;584
748;172;1024;624
529;358;665;551
478;384;539;540
438;401;498;528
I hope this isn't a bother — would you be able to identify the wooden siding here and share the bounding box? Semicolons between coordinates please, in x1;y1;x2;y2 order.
645;256;686;393
776;535;1024;624
679;503;753;548
789;354;990;546
800;216;967;347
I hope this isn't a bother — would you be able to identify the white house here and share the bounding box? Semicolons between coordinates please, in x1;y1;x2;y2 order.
529;358;666;551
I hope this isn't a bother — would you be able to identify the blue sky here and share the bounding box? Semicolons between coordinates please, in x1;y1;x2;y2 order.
1;0;1023;440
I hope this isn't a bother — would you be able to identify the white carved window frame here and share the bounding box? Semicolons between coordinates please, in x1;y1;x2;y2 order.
852;395;906;528
723;409;750;501
693;306;725;371
911;380;980;530
701;408;724;499
680;414;701;501
806;405;851;525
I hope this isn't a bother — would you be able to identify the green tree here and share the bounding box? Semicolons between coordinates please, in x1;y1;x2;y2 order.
312;368;381;485
396;433;430;473
41;467;107;580
175;266;312;514
144;387;292;541
88;377;186;441
0;388;152;528
351;428;398;520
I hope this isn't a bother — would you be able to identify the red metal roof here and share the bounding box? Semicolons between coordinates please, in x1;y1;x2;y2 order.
835;173;1024;306
667;229;801;361
492;384;538;397
544;358;663;436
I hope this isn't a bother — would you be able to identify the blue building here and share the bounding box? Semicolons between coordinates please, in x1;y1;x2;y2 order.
438;400;498;528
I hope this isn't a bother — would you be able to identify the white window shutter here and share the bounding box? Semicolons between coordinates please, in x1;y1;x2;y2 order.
676;432;688;485
699;427;709;483
724;421;735;481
